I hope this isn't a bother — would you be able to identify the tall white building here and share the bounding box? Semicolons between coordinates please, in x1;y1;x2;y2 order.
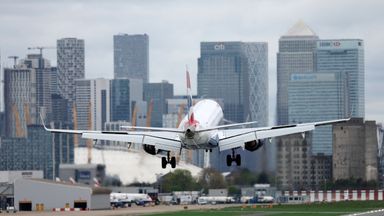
57;38;85;119
75;78;110;131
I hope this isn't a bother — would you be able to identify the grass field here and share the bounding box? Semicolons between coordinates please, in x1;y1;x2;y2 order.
147;201;384;216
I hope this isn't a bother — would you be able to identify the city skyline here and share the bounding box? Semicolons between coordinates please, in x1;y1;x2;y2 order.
0;0;383;124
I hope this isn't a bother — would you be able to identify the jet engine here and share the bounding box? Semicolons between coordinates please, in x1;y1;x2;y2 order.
143;144;158;155
244;139;265;152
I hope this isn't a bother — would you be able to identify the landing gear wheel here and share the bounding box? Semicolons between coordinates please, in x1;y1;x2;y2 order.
161;157;167;169
226;149;241;167
170;157;176;168
161;152;177;169
235;154;241;166
226;155;232;167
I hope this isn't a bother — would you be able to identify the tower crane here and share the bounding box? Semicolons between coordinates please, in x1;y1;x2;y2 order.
146;99;153;127
7;56;18;68
27;46;56;56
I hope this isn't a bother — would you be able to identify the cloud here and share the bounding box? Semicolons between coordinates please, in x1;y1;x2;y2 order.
0;0;383;123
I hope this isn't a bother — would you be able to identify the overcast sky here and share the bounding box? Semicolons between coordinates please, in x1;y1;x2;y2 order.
0;0;383;124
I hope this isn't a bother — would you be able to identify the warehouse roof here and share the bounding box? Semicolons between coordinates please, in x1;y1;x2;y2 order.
19;178;111;194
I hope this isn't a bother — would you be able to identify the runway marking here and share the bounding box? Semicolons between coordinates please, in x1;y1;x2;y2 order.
343;208;384;216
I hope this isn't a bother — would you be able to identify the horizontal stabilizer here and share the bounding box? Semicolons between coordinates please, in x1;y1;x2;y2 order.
197;121;258;132
120;125;184;133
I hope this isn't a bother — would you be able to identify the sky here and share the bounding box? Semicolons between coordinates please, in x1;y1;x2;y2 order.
0;0;383;124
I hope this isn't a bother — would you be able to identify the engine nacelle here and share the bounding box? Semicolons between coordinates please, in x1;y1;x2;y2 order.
244;139;265;152
208;134;219;146
143;144;158;155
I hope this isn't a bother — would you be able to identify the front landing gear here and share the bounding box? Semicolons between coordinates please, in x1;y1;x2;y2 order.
162;152;176;169
226;149;241;166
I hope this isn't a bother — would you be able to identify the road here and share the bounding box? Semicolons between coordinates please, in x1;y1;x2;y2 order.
1;204;242;216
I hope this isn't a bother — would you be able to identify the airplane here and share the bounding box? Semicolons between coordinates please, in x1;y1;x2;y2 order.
42;70;350;169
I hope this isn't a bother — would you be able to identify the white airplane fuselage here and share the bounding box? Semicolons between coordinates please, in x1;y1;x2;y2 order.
177;99;223;150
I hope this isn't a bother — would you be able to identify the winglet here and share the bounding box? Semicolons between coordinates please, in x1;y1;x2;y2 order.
40;113;49;130
348;106;355;119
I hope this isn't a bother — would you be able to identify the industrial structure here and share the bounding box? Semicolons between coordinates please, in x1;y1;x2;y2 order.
333;118;378;181
59;164;106;186
0;170;43;210
14;178;111;211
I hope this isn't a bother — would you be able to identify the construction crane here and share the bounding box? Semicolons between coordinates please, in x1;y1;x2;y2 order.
72;104;78;148
12;103;24;137
7;56;18;68
87;102;93;164
146;99;153;127
24;103;31;125
131;103;138;129
27;46;56;56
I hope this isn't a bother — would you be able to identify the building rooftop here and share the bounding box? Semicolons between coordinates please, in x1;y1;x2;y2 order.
17;178;111;194
284;20;317;37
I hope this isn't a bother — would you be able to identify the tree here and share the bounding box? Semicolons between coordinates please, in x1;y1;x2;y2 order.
102;174;122;187
227;185;241;196
257;171;270;184
160;169;200;193
198;168;227;193
226;168;258;186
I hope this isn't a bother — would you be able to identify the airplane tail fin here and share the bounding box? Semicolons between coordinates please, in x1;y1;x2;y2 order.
186;68;194;124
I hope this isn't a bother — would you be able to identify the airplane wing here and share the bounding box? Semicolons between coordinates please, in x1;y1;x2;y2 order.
42;122;181;152
218;118;350;151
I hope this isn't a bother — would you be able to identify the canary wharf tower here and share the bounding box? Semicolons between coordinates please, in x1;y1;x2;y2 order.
198;41;269;172
277;21;319;125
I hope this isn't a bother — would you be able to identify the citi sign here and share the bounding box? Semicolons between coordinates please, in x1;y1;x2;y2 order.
214;44;225;50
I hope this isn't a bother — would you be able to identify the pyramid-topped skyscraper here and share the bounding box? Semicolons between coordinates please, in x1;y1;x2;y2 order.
284;20;317;37
277;21;319;125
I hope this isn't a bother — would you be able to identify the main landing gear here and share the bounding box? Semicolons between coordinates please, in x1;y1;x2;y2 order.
226;149;241;167
162;152;176;169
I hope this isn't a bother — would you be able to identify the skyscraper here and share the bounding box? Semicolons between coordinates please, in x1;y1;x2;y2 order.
276;22;366;189
288;72;349;155
75;78;110;131
197;41;268;172
198;42;268;125
24;54;53;120
4;66;36;137
113;34;149;82
144;81;174;127
316;39;365;118
110;78;143;122
277;21;319;125
4;54;57;137
57;38;85;118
